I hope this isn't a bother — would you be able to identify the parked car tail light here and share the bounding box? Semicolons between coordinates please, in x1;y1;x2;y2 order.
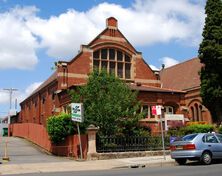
170;145;176;151
183;144;196;150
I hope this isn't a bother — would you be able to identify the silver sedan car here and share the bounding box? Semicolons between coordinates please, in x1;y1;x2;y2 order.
170;133;222;165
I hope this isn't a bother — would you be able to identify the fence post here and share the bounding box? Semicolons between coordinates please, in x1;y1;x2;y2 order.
86;124;99;160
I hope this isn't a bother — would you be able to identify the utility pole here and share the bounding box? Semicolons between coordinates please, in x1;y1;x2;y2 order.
3;88;18;110
3;88;18;124
1;88;17;161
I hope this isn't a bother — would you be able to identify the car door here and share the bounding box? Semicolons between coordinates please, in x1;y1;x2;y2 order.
204;134;222;159
215;134;222;158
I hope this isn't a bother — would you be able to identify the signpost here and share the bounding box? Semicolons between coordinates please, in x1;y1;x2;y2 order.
71;103;84;160
152;105;166;160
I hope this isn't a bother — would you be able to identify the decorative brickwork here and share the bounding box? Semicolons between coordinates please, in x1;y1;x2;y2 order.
18;17;210;134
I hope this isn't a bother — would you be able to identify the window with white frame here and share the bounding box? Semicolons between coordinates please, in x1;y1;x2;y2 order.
164;106;174;114
141;105;156;118
93;48;132;79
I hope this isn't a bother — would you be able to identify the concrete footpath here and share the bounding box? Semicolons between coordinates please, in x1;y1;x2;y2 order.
0;155;175;175
0;137;175;175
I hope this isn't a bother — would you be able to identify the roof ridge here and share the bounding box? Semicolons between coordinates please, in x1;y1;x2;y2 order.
141;84;185;92
161;57;199;71
21;71;57;103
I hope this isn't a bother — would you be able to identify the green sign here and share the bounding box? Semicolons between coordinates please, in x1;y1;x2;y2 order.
71;103;84;123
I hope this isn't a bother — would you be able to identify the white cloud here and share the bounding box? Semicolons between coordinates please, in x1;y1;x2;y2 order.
160;57;179;68
26;10;101;59
150;65;159;71
26;0;205;59
0;82;42;107
0;6;39;70
129;0;205;46
0;1;205;68
0;91;9;104
17;82;42;103
24;82;42;96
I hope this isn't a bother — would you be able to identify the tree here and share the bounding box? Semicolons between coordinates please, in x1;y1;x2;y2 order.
198;0;222;123
70;70;147;137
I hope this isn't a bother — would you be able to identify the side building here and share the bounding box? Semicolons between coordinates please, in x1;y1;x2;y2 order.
160;58;212;123
18;17;211;134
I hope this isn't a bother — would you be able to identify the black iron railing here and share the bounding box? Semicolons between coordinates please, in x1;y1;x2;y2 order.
96;136;170;153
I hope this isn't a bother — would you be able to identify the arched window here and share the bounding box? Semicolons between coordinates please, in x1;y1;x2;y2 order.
93;48;132;79
194;103;199;121
191;106;194;121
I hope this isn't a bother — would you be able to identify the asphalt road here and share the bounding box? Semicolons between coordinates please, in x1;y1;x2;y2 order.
12;162;222;176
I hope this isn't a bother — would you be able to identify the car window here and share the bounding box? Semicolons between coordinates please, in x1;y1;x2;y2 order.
182;134;198;141
216;134;222;143
204;134;218;143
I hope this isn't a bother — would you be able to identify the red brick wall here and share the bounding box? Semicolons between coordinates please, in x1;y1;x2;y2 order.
185;88;212;123
10;123;88;159
68;52;92;74
135;59;157;80
138;91;186;118
18;18;185;131
19;82;58;126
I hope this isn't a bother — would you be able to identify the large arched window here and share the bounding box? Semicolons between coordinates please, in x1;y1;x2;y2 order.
93;48;132;79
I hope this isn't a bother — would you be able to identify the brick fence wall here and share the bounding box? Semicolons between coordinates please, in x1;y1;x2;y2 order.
10;123;88;159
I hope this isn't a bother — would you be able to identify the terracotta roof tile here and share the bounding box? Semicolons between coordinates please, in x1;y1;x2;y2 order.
129;84;185;93
160;58;201;91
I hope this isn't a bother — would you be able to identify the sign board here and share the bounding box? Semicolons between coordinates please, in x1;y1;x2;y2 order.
151;106;156;115
152;105;162;115
71;103;84;123
156;105;162;115
164;114;184;131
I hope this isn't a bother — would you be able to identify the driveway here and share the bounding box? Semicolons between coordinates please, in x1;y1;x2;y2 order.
0;137;72;164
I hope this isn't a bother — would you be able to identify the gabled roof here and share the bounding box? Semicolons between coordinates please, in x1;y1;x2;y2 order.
21;72;57;104
129;84;185;93
88;18;139;55
160;58;202;91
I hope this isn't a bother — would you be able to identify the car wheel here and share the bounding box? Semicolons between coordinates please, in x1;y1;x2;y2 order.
201;151;212;165
175;158;187;165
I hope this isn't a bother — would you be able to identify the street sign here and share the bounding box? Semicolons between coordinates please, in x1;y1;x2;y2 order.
156;105;162;115
151;105;166;160
71;103;84;123
152;105;162;115
71;103;84;160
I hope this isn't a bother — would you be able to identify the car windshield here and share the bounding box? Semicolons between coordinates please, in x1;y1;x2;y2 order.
182;134;198;141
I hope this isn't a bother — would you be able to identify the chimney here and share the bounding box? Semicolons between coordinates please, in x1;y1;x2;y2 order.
161;64;165;70
106;17;118;29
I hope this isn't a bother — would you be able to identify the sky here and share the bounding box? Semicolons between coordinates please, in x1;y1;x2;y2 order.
0;0;206;117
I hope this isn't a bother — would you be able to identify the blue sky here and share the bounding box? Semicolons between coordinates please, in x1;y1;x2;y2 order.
0;0;206;117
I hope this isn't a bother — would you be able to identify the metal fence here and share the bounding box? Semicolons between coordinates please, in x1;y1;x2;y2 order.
96;136;170;153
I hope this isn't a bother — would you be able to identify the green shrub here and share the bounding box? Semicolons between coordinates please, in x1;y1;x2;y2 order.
218;126;222;134
182;124;214;135
46;113;75;144
167;127;185;137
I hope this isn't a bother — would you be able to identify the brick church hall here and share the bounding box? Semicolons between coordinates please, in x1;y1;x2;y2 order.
16;17;212;134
